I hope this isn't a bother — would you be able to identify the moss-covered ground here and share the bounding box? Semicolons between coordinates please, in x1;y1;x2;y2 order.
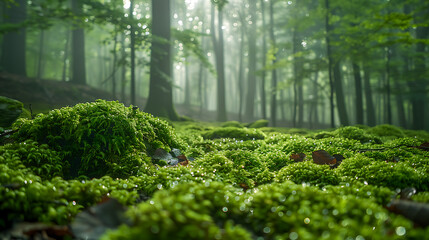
1;100;429;239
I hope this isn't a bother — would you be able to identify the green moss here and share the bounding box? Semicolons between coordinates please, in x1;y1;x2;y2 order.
0;140;67;179
0;96;24;128
246;119;269;128
336;155;429;191
221;121;244;128
12;100;184;178
102;181;416;240
411;192;429;203
2;103;429;237
193;150;271;187
201;127;265;140
335;126;382;144
366;124;406;140
276;161;340;186
101;181;251;240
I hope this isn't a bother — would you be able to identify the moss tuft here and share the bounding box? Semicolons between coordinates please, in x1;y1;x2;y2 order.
201;127;265;140
246;119;269;128
12;100;184;178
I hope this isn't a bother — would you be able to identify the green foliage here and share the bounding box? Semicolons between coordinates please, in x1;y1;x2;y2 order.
335;126;382;144
193;150;271;187
0;140;67;179
221;121;244;128
2;103;429;237
12;100;184;178
102;181;250;240
103;181;418;240
263;150;294;171
336;154;429;191
366;124;406;139
201;127;265;141
246;119;269;128
0;96;24;128
276;161;340;186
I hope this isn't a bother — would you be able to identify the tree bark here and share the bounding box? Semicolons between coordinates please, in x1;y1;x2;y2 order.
269;0;277;127
145;0;178;120
71;0;86;85
363;64;376;126
129;0;136;105
352;62;363;125
333;62;349;125
62;30;70;82
36;30;45;80
0;0;27;76
111;32;118;99
244;0;257;122
324;0;335;127
260;0;267;119
210;3;227;121
238;20;245;122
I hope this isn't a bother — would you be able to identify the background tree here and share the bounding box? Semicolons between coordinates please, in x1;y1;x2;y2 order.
71;0;86;85
145;0;178;120
0;0;27;76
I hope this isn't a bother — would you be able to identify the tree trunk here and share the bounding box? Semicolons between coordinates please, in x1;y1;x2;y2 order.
184;57;190;106
352;62;363;124
324;0;335;128
260;0;267;119
111;32;118;99
333;62;349;125
62;30;70;82
385;48;392;124
120;33;126;103
269;0;277;127
145;0;178;120
410;23;428;130
363;64;376;126
210;3;227;122
0;0;27;76
244;0;257;122
129;0;136;105
36;30;45;80
238;21;245;122
71;0;86;85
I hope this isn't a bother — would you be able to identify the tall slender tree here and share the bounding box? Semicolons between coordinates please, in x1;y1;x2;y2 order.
71;0;86;85
129;0;136;105
145;0;179;120
0;0;27;76
244;0;257;121
269;0;278;127
210;0;227;122
260;0;267;119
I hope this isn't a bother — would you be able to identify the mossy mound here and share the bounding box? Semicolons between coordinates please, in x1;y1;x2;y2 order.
221;121;244;128
12;100;184;178
1;105;429;238
335;126;382;143
246;119;269;128
0;96;30;128
201;127;265;140
366;124;406;139
276;161;340;186
102;181;424;240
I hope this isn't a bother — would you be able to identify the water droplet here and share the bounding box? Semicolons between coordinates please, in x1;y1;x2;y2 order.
289;232;298;240
396;226;406;236
263;227;270;233
304;217;310;224
222;207;228;212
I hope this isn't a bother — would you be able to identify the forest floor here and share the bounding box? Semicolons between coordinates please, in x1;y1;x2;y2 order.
1;99;429;239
